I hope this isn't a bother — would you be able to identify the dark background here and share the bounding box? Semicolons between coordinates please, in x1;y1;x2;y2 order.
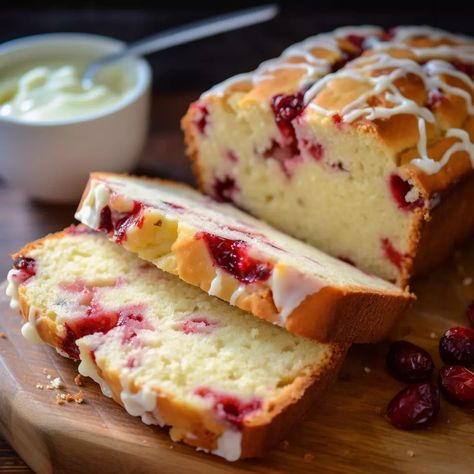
1;1;473;93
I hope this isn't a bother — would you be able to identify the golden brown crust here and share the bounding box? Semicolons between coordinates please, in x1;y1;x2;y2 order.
9;229;347;459
411;170;474;276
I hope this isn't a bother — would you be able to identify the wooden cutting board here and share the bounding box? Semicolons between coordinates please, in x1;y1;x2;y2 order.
1;242;474;474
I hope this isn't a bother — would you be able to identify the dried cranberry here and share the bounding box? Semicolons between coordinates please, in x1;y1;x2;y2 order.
270;92;305;156
439;327;474;366
426;90;444;111
466;302;474;326
113;202;144;244
381;237;405;270
213;176;239;203
346;34;366;50
301;139;324;162
193;102;210;135
197;232;272;284
389;174;423;211
98;205;113;233
438;365;474;408
270;93;305;140
182;317;217;335
12;256;36;283
332;113;344;128
386;341;434;382
452;60;474;78
386;382;440;430
194;387;262;429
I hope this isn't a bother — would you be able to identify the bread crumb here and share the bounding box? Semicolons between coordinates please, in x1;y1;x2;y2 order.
0;331;6;339
279;440;290;450
407;450;415;458
55;393;66;405
304;453;315;462
74;374;84;386
430;332;437;339
36;384;44;390
46;374;52;380
374;406;382;415
364;367;371;374
463;277;473;286
168;445;174;450
49;377;64;389
42;368;49;375
66;391;84;404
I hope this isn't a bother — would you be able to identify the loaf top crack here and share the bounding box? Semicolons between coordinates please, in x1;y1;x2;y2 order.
198;25;474;193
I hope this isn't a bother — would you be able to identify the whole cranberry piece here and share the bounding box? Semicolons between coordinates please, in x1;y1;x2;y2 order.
438;365;474;409
386;340;434;382
439;327;474;366
466;302;474;325
386;382;440;430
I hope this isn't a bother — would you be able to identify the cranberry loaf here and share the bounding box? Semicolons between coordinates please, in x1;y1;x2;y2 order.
182;26;474;285
75;173;412;343
6;227;345;461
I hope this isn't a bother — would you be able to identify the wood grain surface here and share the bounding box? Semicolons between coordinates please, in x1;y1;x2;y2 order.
1;240;474;473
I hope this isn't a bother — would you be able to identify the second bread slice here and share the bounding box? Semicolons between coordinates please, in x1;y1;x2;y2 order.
75;172;413;343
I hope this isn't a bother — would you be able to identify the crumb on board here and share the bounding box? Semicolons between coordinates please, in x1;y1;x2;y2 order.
168;445;174;450
74;374;84;386
304;453;315;462
430;332;437;339
374;406;382;415
49;377;64;389
42;368;49;375
463;277;473;286
407;450;415;458
364;367;371;374
0;331;6;339
55;393;66;405
66;391;84;404
36;384;44;390
55;391;84;405
279;440;290;450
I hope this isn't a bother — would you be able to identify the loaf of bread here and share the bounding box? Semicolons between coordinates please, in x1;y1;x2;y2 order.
6;227;345;460
182;25;474;285
75;173;412;343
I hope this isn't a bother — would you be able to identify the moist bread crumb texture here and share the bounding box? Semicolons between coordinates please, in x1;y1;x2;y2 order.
6;228;344;460
182;26;474;285
74;173;412;343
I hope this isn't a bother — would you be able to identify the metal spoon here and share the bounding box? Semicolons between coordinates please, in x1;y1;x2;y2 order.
82;4;279;89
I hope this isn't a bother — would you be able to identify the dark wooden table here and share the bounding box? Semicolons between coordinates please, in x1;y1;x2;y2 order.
0;91;198;472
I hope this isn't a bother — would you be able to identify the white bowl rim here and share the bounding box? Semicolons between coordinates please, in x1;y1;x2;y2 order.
0;32;152;127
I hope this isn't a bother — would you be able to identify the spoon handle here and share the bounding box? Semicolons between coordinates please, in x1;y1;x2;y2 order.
129;4;278;57
83;4;278;86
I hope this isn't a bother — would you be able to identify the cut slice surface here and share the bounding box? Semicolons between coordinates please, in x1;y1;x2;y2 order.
6;227;345;460
75;172;413;343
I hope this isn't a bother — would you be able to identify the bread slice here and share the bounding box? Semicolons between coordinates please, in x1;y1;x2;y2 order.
182;25;474;286
6;227;345;460
75;172;412;344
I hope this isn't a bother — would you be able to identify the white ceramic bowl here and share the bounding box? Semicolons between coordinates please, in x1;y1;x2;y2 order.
0;33;151;203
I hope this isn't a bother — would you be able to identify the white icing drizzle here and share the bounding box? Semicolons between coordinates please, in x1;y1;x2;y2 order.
229;283;246;305
74;182;111;228
21;306;42;343
202;26;383;97
6;269;42;342
211;430;242;462
6;268;20;310
78;348;113;398
208;268;224;296
270;266;326;325
203;25;474;176
120;378;165;427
